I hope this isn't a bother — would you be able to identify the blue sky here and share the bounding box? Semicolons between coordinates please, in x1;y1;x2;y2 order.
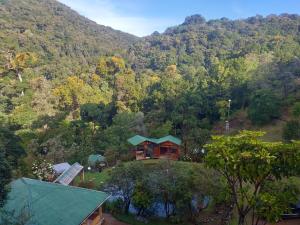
59;0;300;37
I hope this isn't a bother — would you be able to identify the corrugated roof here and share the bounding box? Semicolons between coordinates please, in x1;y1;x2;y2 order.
52;162;71;174
2;178;110;225
54;162;83;185
128;135;181;146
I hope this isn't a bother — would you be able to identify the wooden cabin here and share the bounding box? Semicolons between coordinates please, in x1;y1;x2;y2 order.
128;135;181;160
2;178;110;225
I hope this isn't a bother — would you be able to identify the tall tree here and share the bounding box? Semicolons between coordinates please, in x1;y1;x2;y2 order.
0;122;25;206
205;130;300;225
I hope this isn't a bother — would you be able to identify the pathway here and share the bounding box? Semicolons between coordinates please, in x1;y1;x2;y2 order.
103;213;130;225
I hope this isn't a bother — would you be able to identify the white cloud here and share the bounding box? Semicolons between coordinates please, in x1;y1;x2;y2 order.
58;0;177;37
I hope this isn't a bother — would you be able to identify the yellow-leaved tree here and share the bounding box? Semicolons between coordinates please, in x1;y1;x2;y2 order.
53;76;110;118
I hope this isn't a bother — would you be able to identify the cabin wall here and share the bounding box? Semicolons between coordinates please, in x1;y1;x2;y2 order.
135;141;180;160
153;146;160;158
158;141;180;160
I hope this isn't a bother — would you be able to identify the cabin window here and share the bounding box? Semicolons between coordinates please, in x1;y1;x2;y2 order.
160;147;168;154
170;148;177;154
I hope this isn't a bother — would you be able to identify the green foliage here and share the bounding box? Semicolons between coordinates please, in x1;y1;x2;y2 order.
283;120;300;141
0;0;137;79
205;130;300;225
0;122;25;206
97;112;146;154
107;161;145;213
292;102;300;118
80;103;112;128
1;9;300;166
132;181;153;216
107;160;221;221
96;56;126;81
247;90;281;125
0;150;11;207
256;179;299;223
149;120;173;137
53;76;110;113
1;5;300;221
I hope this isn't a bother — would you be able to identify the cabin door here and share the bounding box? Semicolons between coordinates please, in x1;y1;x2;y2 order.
146;143;154;158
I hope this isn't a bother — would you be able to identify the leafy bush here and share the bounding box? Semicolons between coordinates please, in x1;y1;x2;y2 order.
292;102;300;118
248;90;281;125
283;120;300;141
106;198;124;215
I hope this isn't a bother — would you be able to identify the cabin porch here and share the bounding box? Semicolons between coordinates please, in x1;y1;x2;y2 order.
82;206;104;225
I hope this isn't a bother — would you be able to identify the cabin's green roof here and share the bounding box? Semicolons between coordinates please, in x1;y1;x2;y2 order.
128;135;181;146
88;154;106;166
2;178;110;225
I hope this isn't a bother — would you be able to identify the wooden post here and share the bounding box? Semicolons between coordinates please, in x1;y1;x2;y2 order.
81;170;85;182
99;206;103;219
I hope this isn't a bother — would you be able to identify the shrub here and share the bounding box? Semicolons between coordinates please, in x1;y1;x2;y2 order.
248;90;281;125
283;120;300;141
292;102;300;118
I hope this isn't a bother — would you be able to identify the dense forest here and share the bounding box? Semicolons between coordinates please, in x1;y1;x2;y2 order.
1;0;300;224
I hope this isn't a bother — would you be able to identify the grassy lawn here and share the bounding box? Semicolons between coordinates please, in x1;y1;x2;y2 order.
75;168;112;187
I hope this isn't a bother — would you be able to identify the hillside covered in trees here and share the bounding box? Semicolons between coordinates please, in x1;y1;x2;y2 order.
0;0;137;79
1;1;300;220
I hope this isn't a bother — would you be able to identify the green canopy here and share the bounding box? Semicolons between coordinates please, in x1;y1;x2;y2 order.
1;178;110;225
128;135;181;146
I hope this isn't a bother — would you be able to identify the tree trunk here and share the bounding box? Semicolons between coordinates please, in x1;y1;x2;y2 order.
17;72;23;82
238;214;246;225
164;201;170;218
124;199;131;214
137;207;142;216
220;195;235;225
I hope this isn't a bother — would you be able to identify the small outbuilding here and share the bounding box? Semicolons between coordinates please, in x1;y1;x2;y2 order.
52;162;71;175
128;135;181;160
54;162;83;186
1;178;110;225
88;154;107;168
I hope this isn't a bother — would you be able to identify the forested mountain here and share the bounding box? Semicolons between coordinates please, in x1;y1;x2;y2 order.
1;0;300;210
0;0;137;79
130;14;300;71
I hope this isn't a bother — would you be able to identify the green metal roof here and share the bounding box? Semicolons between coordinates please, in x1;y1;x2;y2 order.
2;178;110;225
88;154;106;166
127;135;181;146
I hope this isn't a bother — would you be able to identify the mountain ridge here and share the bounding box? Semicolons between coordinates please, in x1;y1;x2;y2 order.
0;0;138;79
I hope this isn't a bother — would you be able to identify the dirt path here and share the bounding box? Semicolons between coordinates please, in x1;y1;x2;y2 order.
103;213;130;225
